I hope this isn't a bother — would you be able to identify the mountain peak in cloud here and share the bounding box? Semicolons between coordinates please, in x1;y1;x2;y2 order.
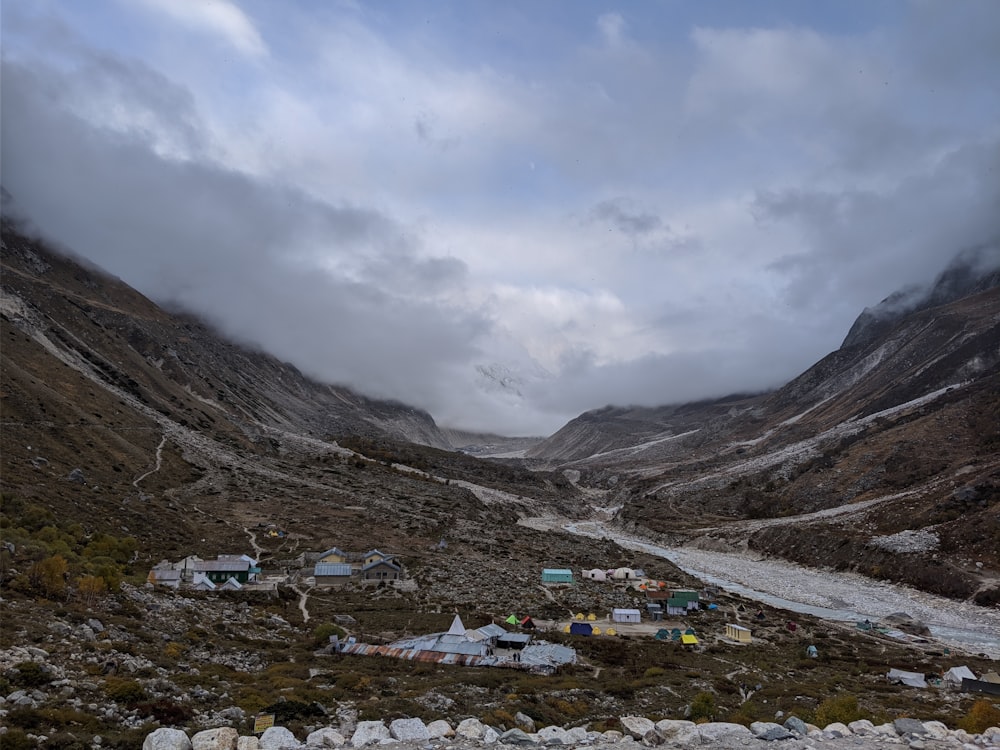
842;242;1000;349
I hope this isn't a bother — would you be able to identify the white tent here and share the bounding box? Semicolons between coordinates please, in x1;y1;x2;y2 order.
943;666;976;686
612;567;635;580
887;669;927;688
447;614;466;636
584;568;607;581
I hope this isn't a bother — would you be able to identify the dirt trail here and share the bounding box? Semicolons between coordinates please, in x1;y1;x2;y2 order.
132;432;169;489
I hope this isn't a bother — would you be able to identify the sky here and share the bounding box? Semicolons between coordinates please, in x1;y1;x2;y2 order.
2;1;999;436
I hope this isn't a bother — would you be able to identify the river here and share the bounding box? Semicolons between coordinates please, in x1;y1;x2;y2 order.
540;519;1000;660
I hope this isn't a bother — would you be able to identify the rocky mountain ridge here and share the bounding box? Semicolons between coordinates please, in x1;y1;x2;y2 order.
525;247;1000;603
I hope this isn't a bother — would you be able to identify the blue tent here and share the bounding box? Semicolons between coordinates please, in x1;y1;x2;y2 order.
570;622;593;636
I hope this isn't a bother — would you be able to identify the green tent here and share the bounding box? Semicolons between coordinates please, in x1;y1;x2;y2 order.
505;614;518;625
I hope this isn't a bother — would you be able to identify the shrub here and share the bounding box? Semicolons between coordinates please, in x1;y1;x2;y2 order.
690;691;716;722
958;699;1000;734
135;698;193;725
312;622;346;645
814;694;864;727
9;660;50;688
105;677;149;706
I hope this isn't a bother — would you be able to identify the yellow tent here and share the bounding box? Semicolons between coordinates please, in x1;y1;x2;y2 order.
681;634;699;645
592;626;602;635
606;627;617;636
587;613;597;621
574;612;584;620
563;624;571;633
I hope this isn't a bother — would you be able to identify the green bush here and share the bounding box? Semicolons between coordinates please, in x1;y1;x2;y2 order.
814;694;864;726
690;691;716;722
105;678;149;707
9;660;50;687
312;622;346;645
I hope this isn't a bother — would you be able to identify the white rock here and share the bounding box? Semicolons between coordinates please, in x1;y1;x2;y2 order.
564;726;589;743
483;726;499;744
874;723;899;737
922;721;950;740
848;720;875;735
143;728;192;750
192;728;239;750
259;726;300;749
601;731;624;742
619;716;655;739
388;719;428;743
537;726;568;744
236;738;259;750
425;721;453;739
823;722;851;737
654;720;699;745
350;722;389;747
457;718;489;740
306;728;346;748
697;723;754;742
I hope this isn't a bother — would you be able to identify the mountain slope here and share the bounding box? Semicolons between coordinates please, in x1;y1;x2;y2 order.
527;249;1000;603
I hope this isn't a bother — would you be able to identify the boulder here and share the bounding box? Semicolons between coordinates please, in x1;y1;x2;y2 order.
536;726;567;744
425;721;453;739
514;712;536;733
259;726;300;749
457;718;490;740
654;720;699;745
822;722;850;738
848;720;875;735
893;718;928;737
922;721;950;740
499;728;536;745
750;722;793;741
350;722;389;747
143;728;192;750
388;719;428;743
563;727;589;744
697;723;754;743
192;728;239;750
620;716;655;740
237;739;259;750
305;728;346;747
784;716;809;737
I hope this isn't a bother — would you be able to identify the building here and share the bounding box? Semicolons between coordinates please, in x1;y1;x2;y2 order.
541;568;574;584
314;563;353;586
193;557;260;584
611;608;641;623
362;559;401;581
726;623;752;643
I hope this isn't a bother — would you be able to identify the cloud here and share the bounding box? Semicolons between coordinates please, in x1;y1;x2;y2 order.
133;0;268;58
0;55;487;416
2;2;999;437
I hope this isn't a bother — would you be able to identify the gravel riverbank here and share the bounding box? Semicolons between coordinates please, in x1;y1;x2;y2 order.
522;518;1000;659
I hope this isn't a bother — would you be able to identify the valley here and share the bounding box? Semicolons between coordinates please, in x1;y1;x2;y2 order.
2;222;1000;747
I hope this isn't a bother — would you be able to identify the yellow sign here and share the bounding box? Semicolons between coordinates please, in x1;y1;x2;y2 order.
253;714;276;734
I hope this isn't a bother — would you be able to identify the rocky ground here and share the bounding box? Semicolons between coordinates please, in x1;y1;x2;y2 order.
139;714;1000;750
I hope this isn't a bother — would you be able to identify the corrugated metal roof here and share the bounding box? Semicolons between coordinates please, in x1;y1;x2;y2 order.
193;560;250;572
341;643;491;666
362;559;400;572
477;623;508;639
314;563;352;576
542;568;573;575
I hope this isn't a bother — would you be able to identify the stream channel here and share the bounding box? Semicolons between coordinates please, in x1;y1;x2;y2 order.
558;520;1000;660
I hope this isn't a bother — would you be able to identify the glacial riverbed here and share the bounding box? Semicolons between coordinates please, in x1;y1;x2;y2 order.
523;517;1000;659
